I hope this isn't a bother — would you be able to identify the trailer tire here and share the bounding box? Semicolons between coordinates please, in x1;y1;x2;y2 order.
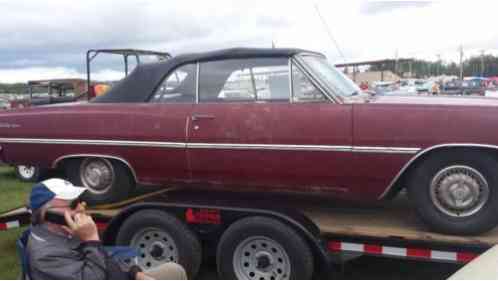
115;210;201;279
64;158;134;205
217;216;314;280
408;151;498;235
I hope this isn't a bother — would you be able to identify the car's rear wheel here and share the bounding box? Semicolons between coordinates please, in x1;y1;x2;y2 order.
15;165;44;182
64;157;135;205
408;151;498;235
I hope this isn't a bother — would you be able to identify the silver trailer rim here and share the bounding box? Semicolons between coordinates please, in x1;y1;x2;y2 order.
233;236;291;280
79;158;114;194
130;227;179;270
17;165;36;179
430;165;490;217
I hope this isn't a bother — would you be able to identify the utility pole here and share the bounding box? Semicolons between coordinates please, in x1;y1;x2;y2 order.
394;49;399;76
436;54;441;76
480;50;485;77
459;45;464;80
409;60;413;78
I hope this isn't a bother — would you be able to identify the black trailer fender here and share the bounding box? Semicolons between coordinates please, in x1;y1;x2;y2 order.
101;202;332;275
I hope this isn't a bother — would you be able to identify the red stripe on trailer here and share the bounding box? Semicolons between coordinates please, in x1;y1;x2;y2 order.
328;241;342;252
327;240;479;263
407;248;431;259
457;252;477;263
0;223;6;231
364;244;382;254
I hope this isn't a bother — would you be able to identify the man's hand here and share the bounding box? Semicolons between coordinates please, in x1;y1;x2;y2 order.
63;211;100;242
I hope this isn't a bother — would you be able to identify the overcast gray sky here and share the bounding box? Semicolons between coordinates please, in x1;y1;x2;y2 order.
0;0;496;83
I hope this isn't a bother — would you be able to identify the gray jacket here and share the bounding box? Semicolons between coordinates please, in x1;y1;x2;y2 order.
27;224;131;280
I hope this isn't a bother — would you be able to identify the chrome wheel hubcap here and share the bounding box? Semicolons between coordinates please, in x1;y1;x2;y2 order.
17;165;36;179
80;158;114;194
430;165;489;217
131;228;178;270
233;236;291;280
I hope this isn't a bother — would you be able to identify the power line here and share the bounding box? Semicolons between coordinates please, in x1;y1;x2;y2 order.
314;4;346;63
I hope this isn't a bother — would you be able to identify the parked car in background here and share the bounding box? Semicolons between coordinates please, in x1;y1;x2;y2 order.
398;79;418;95
416;80;434;93
8;79;88;110
461;78;486;96
442;80;464;95
3;48;498;235
0;99;10;110
372;81;397;95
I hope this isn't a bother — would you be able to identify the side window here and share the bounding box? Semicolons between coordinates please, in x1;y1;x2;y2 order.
292;63;327;102
151;64;196;103
199;58;290;102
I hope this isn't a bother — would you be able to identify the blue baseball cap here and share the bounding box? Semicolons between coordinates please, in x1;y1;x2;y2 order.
29;179;87;211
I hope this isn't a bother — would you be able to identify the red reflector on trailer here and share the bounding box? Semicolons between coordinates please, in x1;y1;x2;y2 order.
457;252;478;263
328;241;342;251
407;248;431;259
364;244;383;254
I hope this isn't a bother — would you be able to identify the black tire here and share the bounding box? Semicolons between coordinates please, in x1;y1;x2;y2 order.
408;151;498;235
64;158;134;205
115;210;202;279
217;216;314;280
15;165;45;182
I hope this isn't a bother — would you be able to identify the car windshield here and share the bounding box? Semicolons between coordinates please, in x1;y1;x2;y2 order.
299;55;361;98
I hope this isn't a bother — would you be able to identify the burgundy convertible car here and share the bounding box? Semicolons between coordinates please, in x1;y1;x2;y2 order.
1;48;498;235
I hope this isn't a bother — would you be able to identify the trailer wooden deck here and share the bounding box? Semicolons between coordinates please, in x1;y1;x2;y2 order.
302;199;498;247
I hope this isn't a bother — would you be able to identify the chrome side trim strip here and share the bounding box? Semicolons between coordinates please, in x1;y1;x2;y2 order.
52;154;139;184
353;146;420;154
378;143;498;199
188;143;353;152
0;137;420;154
0;138;186;149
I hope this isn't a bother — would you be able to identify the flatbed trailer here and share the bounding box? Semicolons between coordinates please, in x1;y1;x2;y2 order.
1;189;496;279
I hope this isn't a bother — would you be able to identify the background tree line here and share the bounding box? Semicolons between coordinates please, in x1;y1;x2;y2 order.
370;54;498;79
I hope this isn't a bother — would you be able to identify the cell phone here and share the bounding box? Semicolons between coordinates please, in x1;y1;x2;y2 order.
45;211;68;226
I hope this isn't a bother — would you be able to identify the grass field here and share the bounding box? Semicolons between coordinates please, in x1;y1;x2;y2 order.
0;166;31;279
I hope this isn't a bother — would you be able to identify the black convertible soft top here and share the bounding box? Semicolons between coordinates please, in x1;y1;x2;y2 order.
93;48;322;103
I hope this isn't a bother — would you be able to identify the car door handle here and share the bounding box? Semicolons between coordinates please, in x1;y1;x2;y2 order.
191;114;215;121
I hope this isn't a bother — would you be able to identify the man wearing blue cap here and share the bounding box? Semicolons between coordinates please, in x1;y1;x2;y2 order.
26;178;186;280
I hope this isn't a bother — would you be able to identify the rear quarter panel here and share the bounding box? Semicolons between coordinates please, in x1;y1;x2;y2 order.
0;103;192;184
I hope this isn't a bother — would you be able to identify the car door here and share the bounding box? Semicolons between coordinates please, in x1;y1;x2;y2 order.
187;58;286;190
187;57;353;195
267;61;353;197
127;63;196;184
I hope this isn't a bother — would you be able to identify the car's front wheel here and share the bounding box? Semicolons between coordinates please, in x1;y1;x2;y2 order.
64;157;135;205
408;151;498;235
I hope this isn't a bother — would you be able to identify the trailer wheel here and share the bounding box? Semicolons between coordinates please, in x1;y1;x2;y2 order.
217;216;314;280
15;165;43;182
64;158;134;205
408;151;498;235
115;210;201;279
